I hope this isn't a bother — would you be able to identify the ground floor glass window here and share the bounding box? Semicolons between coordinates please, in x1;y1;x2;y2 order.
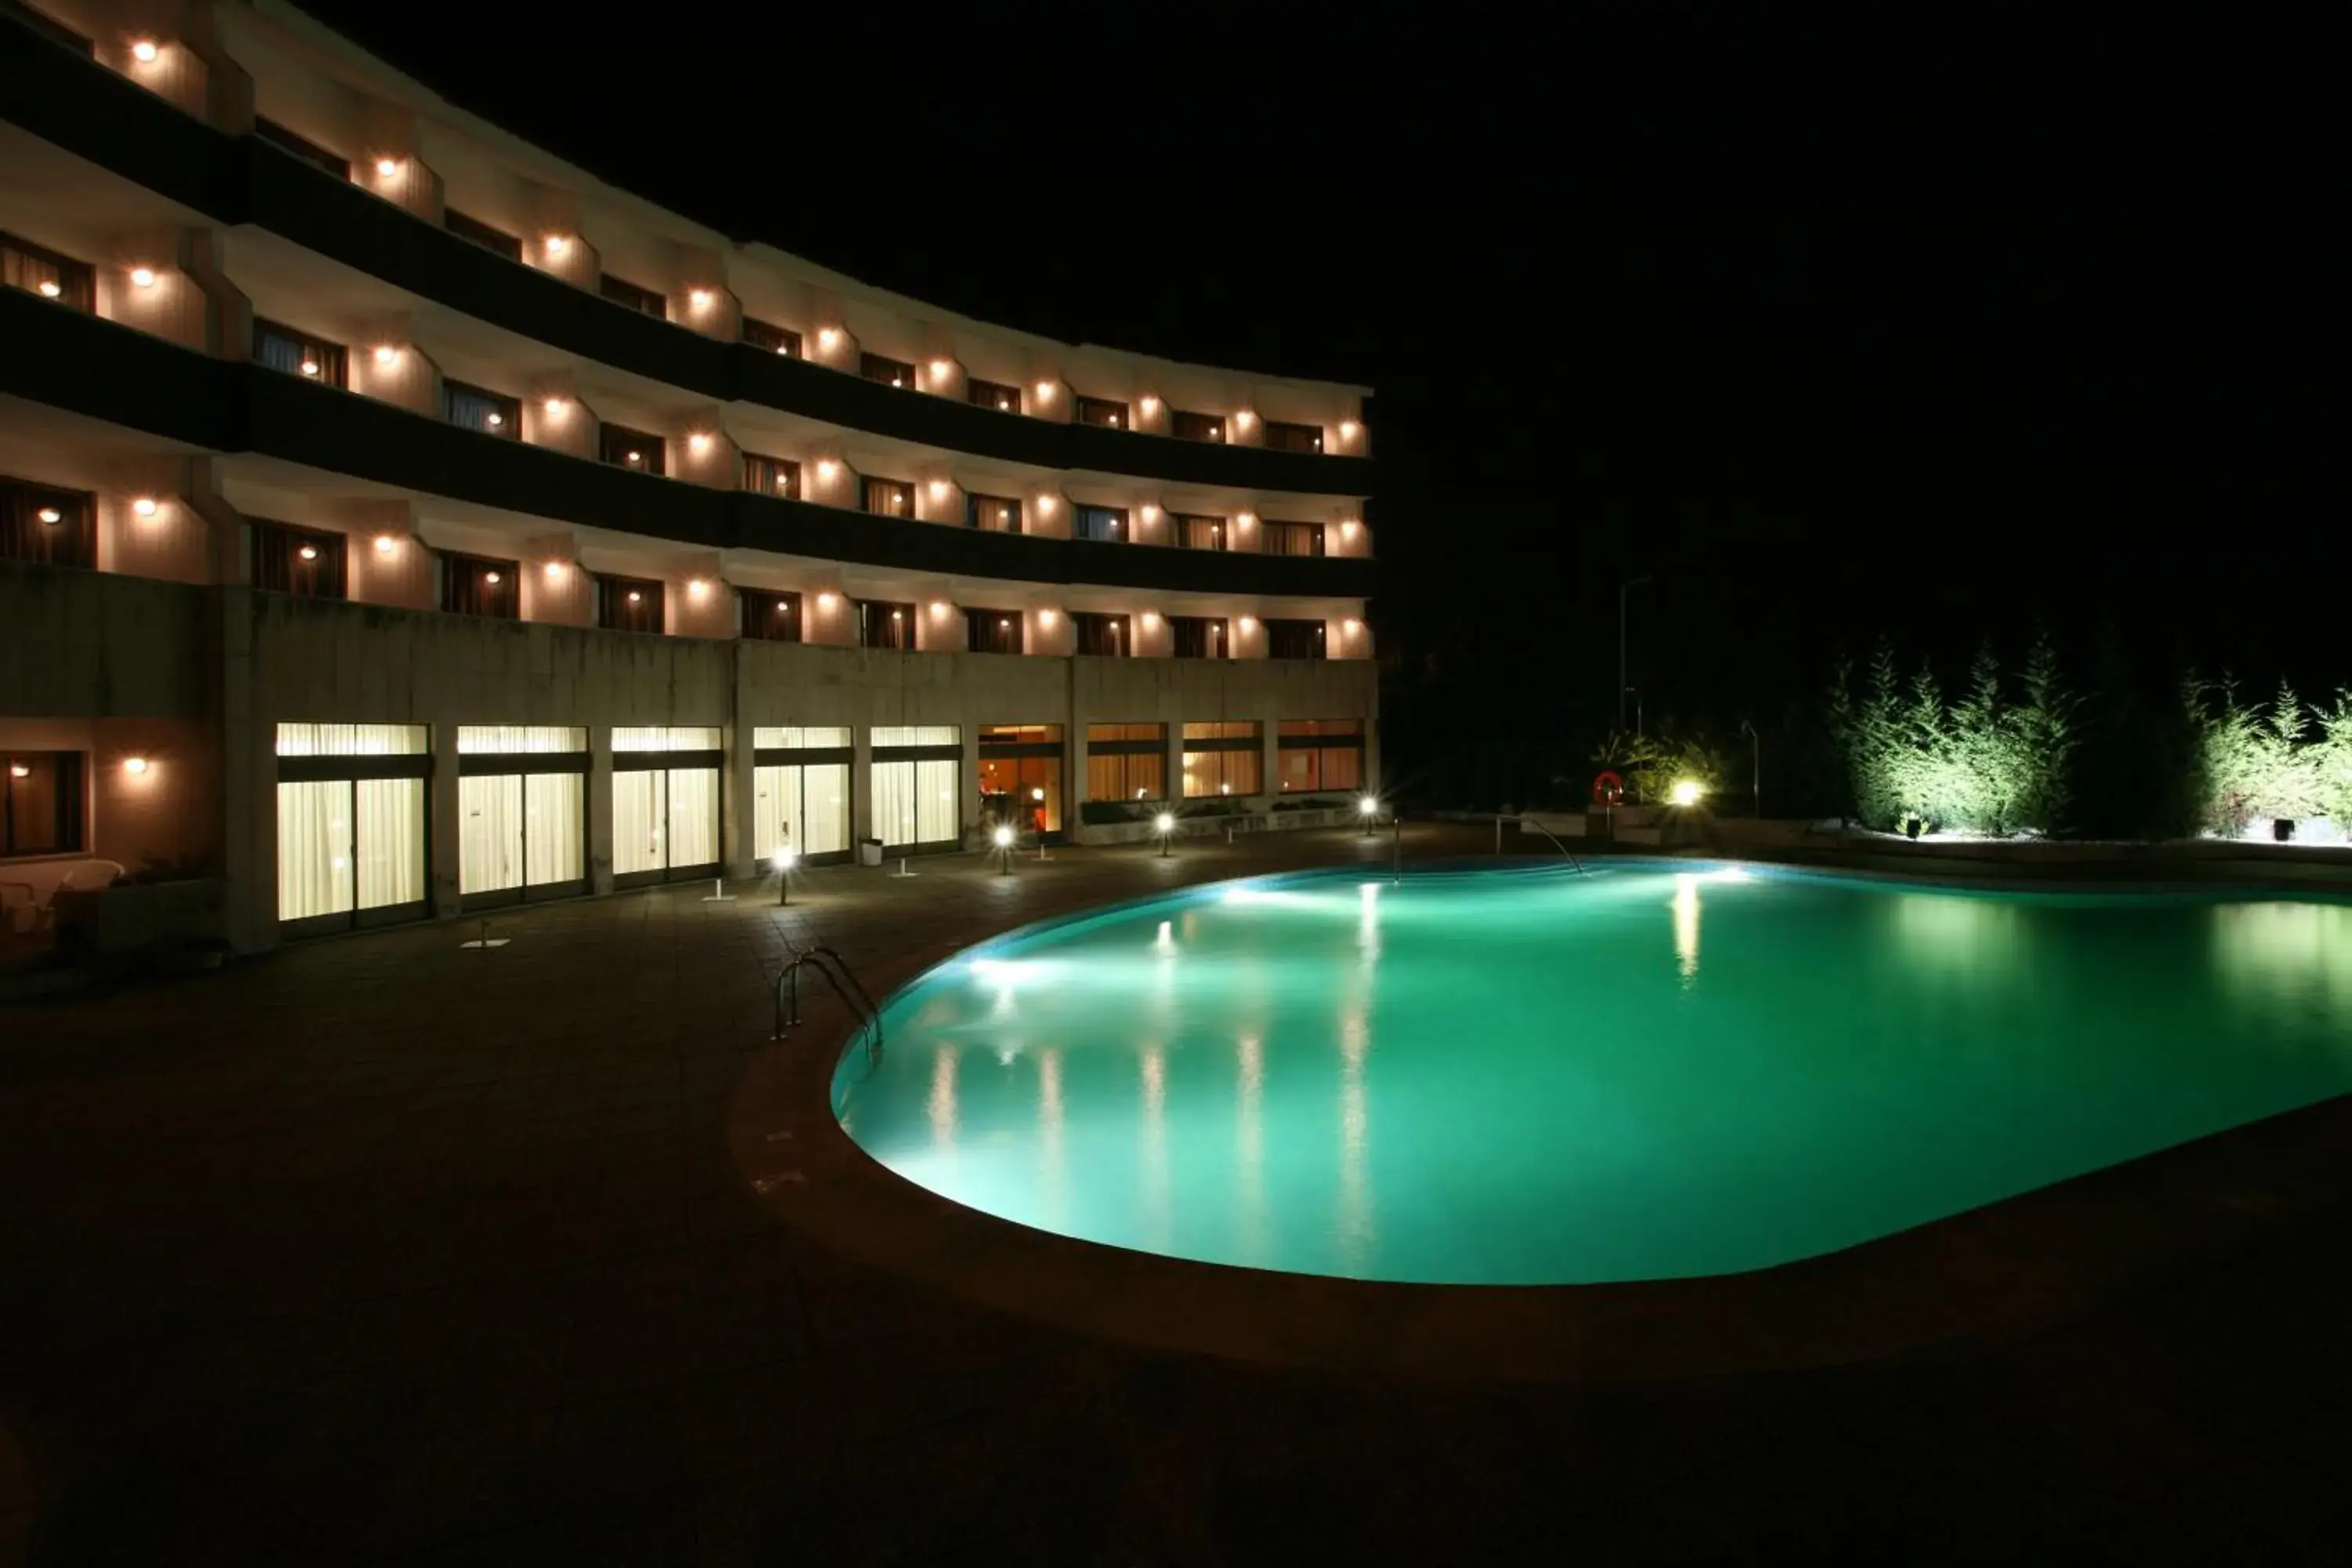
612;726;724;883
275;724;429;931
871;725;960;850
457;726;586;902
753;726;852;863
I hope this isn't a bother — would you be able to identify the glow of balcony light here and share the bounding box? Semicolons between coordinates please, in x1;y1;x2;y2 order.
1235;410;1256;427
1140;395;1160;414
124;756;151;775
1340;419;1360;439
928;480;949;499
7;764;27;779
1141;504;1159;522
1034;380;1054;399
376;157;399;178
627;590;641;604
375;535;397;553
688;579;709;598
818;591;838;608
297;544;318;561
930;358;950;377
374;345;397;365
818;327;840;350
688;433;711;455
1237;511;1256;527
543;396;568;414
38;280;61;298
931;601;949;617
485;571;502;585
132;496;158;517
1240;615;1257;630
543;560;564;579
890;376;902;387
891;608;902;620
1142;611;1160;626
299;358;319;376
625;451;642;465
486;412;503;426
996;396;1011;410
131;38;158;61
37;507;61;524
1036;495;1055;515
1341;519;1360;535
545;234;570;257
998;617;1010;629
689;288;713;309
1107;413;1120;427
816;459;838;480
129;267;157;288
1038;609;1057;626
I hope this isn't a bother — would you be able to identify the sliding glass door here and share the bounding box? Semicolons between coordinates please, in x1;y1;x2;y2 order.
870;725;960;851
275;723;430;935
753;727;852;865
612;726;724;886
458;725;587;907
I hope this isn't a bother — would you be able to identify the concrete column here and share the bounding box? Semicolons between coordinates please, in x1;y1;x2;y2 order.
726;651;757;876
1164;724;1185;811
850;727;874;848
1365;715;1383;795
207;582;273;953
959;727;980;846
588;727;615;895
428;721;460;918
1259;723;1281;808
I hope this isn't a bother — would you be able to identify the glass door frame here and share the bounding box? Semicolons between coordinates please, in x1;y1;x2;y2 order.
612;744;725;887
751;739;855;866
457;750;590;909
274;751;433;938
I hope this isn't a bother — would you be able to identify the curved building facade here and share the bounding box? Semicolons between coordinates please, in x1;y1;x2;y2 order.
0;0;1376;949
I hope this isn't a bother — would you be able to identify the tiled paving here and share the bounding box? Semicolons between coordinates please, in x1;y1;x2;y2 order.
3;826;2350;1564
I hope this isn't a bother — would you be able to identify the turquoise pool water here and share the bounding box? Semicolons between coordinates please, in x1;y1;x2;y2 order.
831;864;2352;1284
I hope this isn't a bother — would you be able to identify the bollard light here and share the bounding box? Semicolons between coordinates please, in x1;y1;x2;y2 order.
1155;811;1176;858
772;846;797;905
993;822;1015;876
1360;793;1380;836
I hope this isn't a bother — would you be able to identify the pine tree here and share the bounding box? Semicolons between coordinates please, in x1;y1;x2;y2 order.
2012;631;2077;835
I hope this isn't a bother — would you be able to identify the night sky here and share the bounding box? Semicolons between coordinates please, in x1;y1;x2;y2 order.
306;5;2343;798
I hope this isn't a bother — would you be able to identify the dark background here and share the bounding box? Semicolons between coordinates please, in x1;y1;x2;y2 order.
304;4;2344;809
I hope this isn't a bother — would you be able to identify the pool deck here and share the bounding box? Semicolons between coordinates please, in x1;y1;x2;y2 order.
5;826;2352;1563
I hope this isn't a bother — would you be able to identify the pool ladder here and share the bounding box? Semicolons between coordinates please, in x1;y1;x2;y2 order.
1515;817;1590;874
774;940;885;1069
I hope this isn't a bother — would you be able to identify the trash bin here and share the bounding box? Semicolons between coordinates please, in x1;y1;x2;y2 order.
857;837;884;867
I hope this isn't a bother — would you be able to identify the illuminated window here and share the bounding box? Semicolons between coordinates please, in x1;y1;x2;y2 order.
1070;612;1129;657
965;609;1024;655
442;552;520;619
1073;505;1127;544
967;376;1022;414
740;587;802;643
1264;519;1327;557
1181;721;1264;798
1169;615;1229;659
3;230;94;310
859;352;916;390
856;600;915;649
598;273;668;320
1265;618;1328;659
1085;723;1166;802
252;519;347;601
1175;514;1228;552
2;477;96;569
742;318;802;357
252;318;346;385
1171;409;1225;443
597;575;666;633
966;493;1022;533
1074;394;1130;430
979;724;1064;834
862;477;913;517
1261;419;1326;454
743;452;802;499
1278;719;1365;793
441;379;521;438
599;423;666;475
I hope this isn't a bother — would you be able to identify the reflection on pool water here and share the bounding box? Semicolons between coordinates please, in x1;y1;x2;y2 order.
832;864;2352;1284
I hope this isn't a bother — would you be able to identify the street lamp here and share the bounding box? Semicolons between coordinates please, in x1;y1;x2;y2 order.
993;822;1015;875
1154;811;1176;858
1359;793;1379;836
1618;574;1653;734
771;847;797;906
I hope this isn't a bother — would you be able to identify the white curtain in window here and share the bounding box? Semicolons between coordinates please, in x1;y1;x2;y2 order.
667;768;719;868
459;725;584;754
872;760;916;848
277;780;351;920
354;779;424;910
459;775;524;895
754;764;797;860
871;724;960;747
802;764;849;855
613;770;665;875
916;757;958;844
525;773;584;885
275;724;427;757
754;726;851;750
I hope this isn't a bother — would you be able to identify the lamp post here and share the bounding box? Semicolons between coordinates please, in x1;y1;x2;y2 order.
1359;793;1379;837
993;822;1014;875
771;847;797;906
1617;574;1653;733
1154;810;1175;858
1738;718;1761;818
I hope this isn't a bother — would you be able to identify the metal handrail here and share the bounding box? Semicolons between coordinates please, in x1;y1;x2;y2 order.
1515;817;1589;874
773;940;885;1069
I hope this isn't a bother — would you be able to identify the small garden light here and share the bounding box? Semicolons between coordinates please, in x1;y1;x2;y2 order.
772;847;797;905
1359;793;1380;834
1155;811;1176;857
993;822;1015;875
1669;779;1704;808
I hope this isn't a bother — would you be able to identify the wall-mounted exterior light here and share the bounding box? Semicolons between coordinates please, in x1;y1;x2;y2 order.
543;560;564;579
299;358;320;376
544;234;570;257
38;280;61;297
375;157;399;177
688;433;711;455
123;757;151;775
927;480;949;500
129;267;157;288
297;544;319;561
817;591;838;609
374;535;397;553
485;571;502;586
373;345;397;365
131;496;158;517
130;38;158;61
929;358;951;378
543;396;568;414
689;288;714;309
815;459;838;480
37;507;61;524
817;327;840;350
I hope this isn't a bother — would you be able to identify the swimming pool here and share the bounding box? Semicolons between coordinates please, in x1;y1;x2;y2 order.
831;862;2352;1285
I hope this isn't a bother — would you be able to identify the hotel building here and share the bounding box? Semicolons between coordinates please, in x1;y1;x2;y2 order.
0;0;1377;951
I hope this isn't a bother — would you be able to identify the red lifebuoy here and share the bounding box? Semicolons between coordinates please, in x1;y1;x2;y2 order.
1592;771;1624;807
